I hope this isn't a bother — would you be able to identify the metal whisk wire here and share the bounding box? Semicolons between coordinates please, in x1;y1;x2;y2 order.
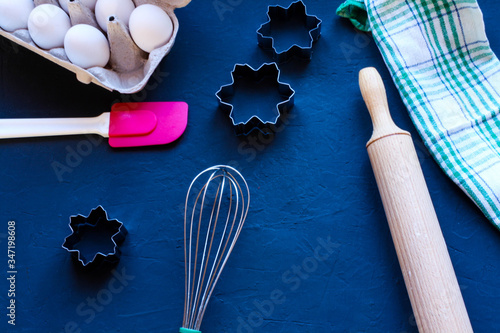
182;165;250;331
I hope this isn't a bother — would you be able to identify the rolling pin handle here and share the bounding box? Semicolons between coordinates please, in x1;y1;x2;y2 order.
359;67;409;145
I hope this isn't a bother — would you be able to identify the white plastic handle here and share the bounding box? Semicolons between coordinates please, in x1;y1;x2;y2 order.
0;113;110;139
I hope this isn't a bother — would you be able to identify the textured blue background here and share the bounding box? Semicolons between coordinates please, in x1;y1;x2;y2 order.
1;0;500;332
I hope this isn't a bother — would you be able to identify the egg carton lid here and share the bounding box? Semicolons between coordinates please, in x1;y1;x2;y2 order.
0;0;191;94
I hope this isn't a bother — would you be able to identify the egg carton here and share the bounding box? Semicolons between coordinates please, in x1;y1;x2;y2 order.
0;0;191;94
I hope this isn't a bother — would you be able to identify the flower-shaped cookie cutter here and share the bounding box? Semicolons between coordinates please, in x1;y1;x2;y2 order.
257;0;322;63
62;206;127;270
216;63;295;136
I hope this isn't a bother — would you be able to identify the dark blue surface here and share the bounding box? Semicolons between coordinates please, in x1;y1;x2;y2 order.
1;1;500;332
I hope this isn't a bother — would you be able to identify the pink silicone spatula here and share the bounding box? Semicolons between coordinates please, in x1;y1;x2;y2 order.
0;102;188;148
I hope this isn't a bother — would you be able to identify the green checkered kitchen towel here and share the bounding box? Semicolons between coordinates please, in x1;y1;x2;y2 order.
337;0;500;229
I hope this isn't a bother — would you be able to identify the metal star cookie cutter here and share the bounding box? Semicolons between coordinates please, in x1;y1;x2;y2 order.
257;0;322;63
62;206;127;270
216;63;295;136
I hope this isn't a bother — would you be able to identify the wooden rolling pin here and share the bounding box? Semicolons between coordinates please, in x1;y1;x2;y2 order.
359;67;473;332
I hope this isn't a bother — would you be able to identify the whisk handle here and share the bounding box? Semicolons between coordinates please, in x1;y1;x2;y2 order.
179;328;201;333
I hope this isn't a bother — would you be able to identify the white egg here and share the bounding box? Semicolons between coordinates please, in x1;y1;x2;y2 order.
129;4;173;53
64;24;110;69
28;4;71;49
95;0;135;33
59;0;98;13
0;0;34;32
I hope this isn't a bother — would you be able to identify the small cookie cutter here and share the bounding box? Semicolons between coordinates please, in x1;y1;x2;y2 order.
62;206;127;270
257;0;322;63
216;63;295;136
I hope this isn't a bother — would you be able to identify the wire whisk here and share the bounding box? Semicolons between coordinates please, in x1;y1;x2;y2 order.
180;165;250;333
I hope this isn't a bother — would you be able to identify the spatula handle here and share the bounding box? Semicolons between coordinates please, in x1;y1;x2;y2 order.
0;113;110;139
360;67;473;333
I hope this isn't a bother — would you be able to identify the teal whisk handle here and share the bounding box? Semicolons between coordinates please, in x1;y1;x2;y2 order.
179;328;201;333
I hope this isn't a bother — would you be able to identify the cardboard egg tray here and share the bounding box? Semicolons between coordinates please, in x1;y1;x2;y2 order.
0;0;191;94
